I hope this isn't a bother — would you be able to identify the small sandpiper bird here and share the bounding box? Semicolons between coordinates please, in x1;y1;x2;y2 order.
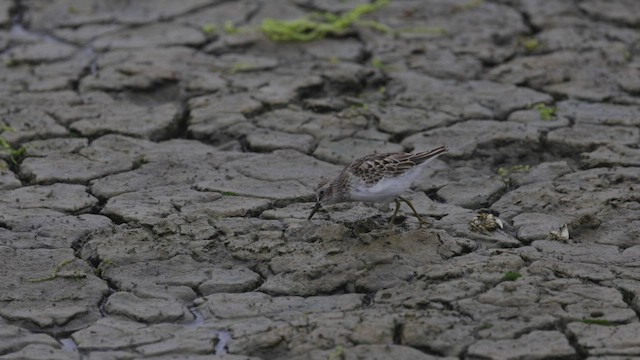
308;146;448;226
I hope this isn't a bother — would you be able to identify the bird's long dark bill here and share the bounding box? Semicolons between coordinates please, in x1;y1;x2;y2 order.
307;202;321;220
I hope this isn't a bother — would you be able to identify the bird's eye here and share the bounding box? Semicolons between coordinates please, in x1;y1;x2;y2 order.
318;189;326;196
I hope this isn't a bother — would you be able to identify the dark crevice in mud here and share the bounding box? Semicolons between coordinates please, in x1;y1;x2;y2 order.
28;327;80;348
237;134;250;153
195;130;242;150
3;158;26;183
319;281;355;297
617;287;640;321
97;210;127;225
87;196;108;218
243;206;269;219
185;305;205;328
58;130;148;147
484;187;509;210
0;220;11;231
80;245;120;310
294;83;328;105
435;300;455;312
71;230;94;255
412;344;447;358
517;4;540;35
171;96;191;139
558;322;588;359
319;77;370;99
8;0;26;25
70;47;98;93
188;282;205;299
113;81;182;109
66;205;101;218
247;263;273;283
2;151;39;183
429;214;447;220
548;91;569;103
386;132;409;146
425;189;445;203
84;187;112;209
97;288;116;317
240;0;263;23
392;322;403;345
361;292;375;307
479;51;512;69
458;347;470;360
69;230;119;320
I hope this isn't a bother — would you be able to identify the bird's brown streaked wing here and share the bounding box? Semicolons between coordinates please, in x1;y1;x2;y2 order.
380;153;420;177
351;147;448;184
350;152;400;185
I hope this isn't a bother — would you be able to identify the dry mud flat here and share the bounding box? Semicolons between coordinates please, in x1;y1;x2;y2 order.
1;0;640;359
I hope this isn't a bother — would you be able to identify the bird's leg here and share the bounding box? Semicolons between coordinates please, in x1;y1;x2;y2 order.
398;196;429;228
388;198;402;225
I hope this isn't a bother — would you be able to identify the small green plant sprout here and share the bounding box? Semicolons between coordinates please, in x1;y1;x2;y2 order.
371;58;385;69
223;20;239;34
202;23;217;35
502;271;521;281
222;191;238;196
519;37;540;52
28;258;86;283
0;125;14;133
0;135;26;165
581;319;615;326
533;103;557;121
497;164;530;178
341;99;370;118
328;346;345;360
261;0;389;42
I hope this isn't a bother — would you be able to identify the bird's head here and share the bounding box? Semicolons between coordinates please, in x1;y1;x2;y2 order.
307;178;340;220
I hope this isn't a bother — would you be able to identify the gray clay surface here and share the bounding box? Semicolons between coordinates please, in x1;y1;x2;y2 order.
1;0;639;359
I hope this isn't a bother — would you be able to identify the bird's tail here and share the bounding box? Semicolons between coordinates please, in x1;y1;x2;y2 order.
411;146;448;164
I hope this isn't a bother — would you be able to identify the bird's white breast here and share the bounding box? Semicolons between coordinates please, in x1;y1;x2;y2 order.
348;165;424;202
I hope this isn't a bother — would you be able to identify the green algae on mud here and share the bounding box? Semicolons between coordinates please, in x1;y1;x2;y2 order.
0;139;25;165
533;103;557;121
28;258;86;283
502;271;521;282
261;0;389;41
